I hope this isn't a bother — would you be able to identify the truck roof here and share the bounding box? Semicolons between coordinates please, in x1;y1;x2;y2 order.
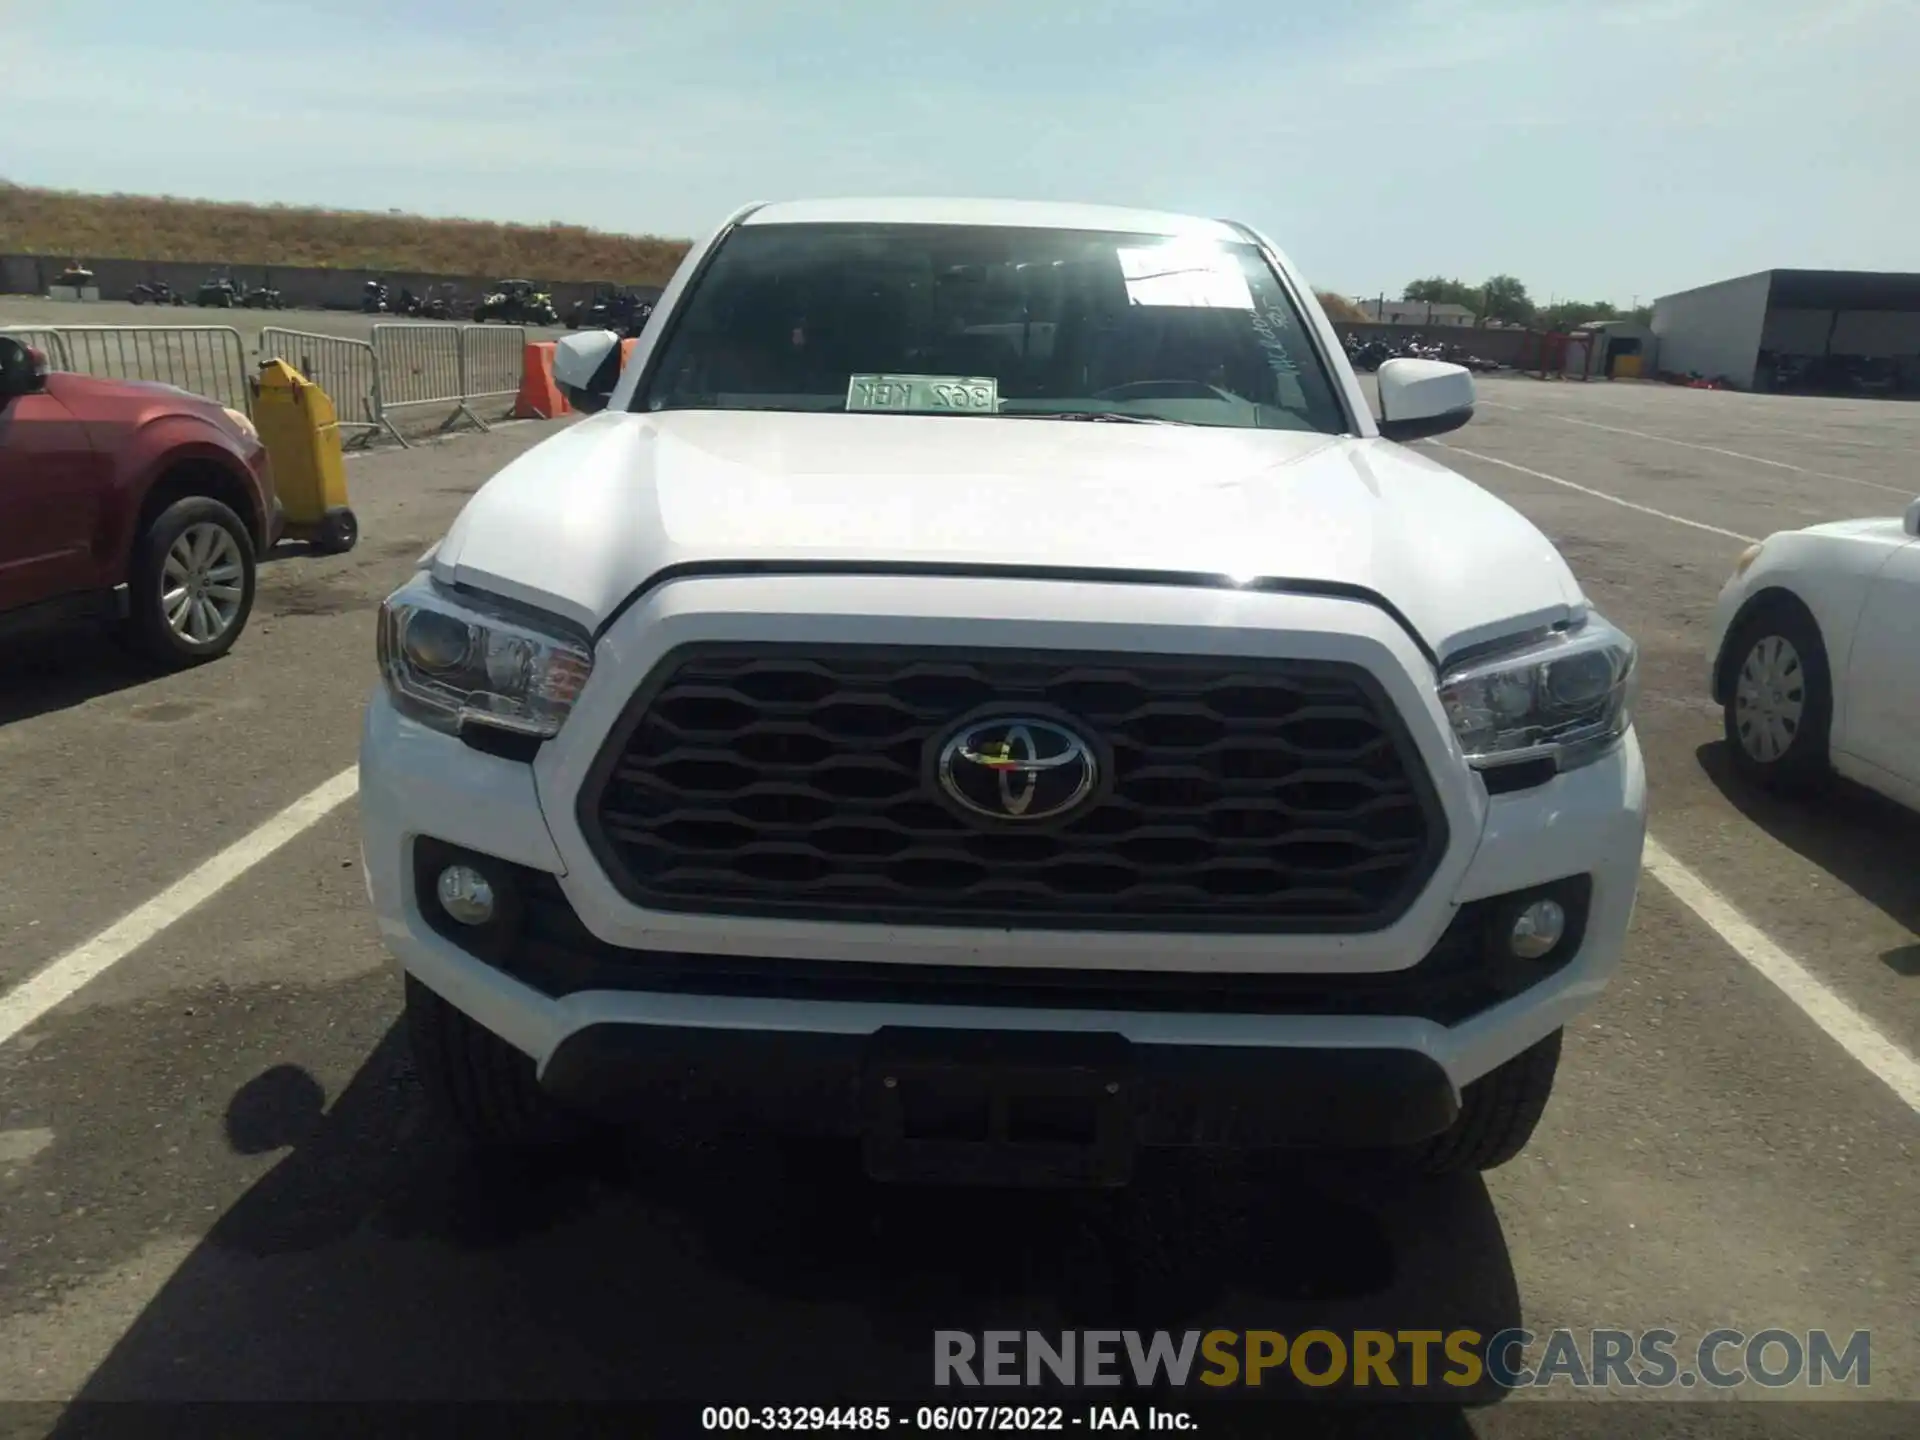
741;196;1247;241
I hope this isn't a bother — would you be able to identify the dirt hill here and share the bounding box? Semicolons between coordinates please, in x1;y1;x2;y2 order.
1;184;692;285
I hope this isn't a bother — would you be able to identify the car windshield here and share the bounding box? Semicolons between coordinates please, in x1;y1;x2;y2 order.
636;222;1350;433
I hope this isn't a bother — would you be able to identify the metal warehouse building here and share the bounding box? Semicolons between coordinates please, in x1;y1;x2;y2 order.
1651;269;1920;395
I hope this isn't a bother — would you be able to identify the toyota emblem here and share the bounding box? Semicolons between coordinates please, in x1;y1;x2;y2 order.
936;716;1099;823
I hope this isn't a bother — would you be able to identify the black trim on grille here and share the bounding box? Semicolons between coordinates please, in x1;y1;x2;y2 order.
590;562;1439;667
576;642;1449;933
479;871;1590;1027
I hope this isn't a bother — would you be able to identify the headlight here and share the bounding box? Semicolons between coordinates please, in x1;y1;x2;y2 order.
377;572;592;739
222;406;258;441
1438;614;1638;772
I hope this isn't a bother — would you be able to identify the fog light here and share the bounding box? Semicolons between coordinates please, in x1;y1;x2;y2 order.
436;864;495;925
1507;899;1566;959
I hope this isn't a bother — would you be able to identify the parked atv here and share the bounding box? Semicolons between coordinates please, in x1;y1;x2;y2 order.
567;286;654;335
128;282;187;306
475;279;559;326
196;274;238;308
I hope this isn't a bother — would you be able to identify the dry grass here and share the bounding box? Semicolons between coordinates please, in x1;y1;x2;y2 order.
4;186;1390;311
1;184;692;284
1315;292;1367;323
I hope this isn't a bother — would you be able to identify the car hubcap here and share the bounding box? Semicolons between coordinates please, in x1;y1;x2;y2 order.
1734;634;1805;763
162;524;245;645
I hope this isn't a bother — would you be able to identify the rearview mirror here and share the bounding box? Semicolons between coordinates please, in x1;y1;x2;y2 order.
553;330;622;414
0;335;48;401
1905;497;1920;537
1375;358;1474;442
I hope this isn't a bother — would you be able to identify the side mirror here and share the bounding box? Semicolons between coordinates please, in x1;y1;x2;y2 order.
1375;357;1474;442
1904;497;1920;537
553;329;622;414
0;336;49;401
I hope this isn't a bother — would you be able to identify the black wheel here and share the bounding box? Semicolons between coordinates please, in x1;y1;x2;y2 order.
126;496;257;669
405;976;582;1148
311;507;359;556
1413;1029;1561;1175
1721;599;1832;795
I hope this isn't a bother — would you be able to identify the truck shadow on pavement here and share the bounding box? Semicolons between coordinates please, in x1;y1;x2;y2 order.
48;1026;1520;1435
1696;740;1920;975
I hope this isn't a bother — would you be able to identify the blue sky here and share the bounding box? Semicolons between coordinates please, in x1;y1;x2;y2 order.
2;0;1911;304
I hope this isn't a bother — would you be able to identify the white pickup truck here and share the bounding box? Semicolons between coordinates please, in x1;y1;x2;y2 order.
359;197;1646;1187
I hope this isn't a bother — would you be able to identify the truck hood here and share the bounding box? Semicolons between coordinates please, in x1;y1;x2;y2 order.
434;410;1587;663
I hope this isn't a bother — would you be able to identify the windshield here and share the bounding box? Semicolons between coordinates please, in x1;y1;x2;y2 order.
635;223;1350;433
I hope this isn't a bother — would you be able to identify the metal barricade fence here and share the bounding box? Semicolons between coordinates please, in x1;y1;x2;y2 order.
257;327;392;447
7;321;546;448
371;322;484;434
0;327;72;369
33;326;252;415
459;324;527;406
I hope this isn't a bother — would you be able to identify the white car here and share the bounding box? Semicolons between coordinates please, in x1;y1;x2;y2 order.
1710;499;1920;808
359;198;1647;1186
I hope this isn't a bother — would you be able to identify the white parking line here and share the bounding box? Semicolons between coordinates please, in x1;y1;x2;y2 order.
0;767;358;1049
1477;403;1911;498
1644;838;1920;1114
1429;442;1759;543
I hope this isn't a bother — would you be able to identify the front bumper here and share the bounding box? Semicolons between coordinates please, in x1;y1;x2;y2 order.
360;572;1648;1140
541;1023;1460;1159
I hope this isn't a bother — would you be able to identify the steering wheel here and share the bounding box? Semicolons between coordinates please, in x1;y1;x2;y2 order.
1091;378;1236;402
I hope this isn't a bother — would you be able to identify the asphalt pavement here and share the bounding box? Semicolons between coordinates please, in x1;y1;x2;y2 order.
1;380;1916;1434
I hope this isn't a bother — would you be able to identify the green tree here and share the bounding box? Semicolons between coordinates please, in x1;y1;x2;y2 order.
1402;276;1479;308
1479;274;1534;326
1539;298;1619;332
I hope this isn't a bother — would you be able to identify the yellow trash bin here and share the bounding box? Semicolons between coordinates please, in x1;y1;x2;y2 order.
253;358;359;554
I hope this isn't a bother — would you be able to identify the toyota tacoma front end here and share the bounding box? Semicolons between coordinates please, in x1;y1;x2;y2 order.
359;198;1646;1185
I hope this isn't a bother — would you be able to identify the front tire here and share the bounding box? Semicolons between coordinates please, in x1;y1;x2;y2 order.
404;976;580;1149
1413;1029;1561;1174
127;497;257;669
1722;601;1832;795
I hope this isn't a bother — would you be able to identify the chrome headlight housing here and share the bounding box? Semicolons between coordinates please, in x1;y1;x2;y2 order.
377;572;592;738
1438;614;1638;773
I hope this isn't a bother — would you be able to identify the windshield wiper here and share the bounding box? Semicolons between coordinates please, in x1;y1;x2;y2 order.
999;411;1191;426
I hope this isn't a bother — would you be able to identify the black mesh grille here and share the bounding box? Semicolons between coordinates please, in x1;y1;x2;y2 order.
578;645;1446;932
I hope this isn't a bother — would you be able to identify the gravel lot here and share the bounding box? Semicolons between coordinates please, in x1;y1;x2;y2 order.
1;378;1916;1433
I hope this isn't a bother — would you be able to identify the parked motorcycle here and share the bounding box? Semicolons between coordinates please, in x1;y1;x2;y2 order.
361;279;390;314
1441;343;1502;374
1347;338;1391;372
239;285;286;310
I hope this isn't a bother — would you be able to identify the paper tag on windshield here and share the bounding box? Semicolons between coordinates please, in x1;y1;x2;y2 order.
1117;243;1254;309
847;374;1000;413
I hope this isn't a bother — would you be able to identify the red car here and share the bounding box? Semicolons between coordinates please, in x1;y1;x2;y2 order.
0;334;280;668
